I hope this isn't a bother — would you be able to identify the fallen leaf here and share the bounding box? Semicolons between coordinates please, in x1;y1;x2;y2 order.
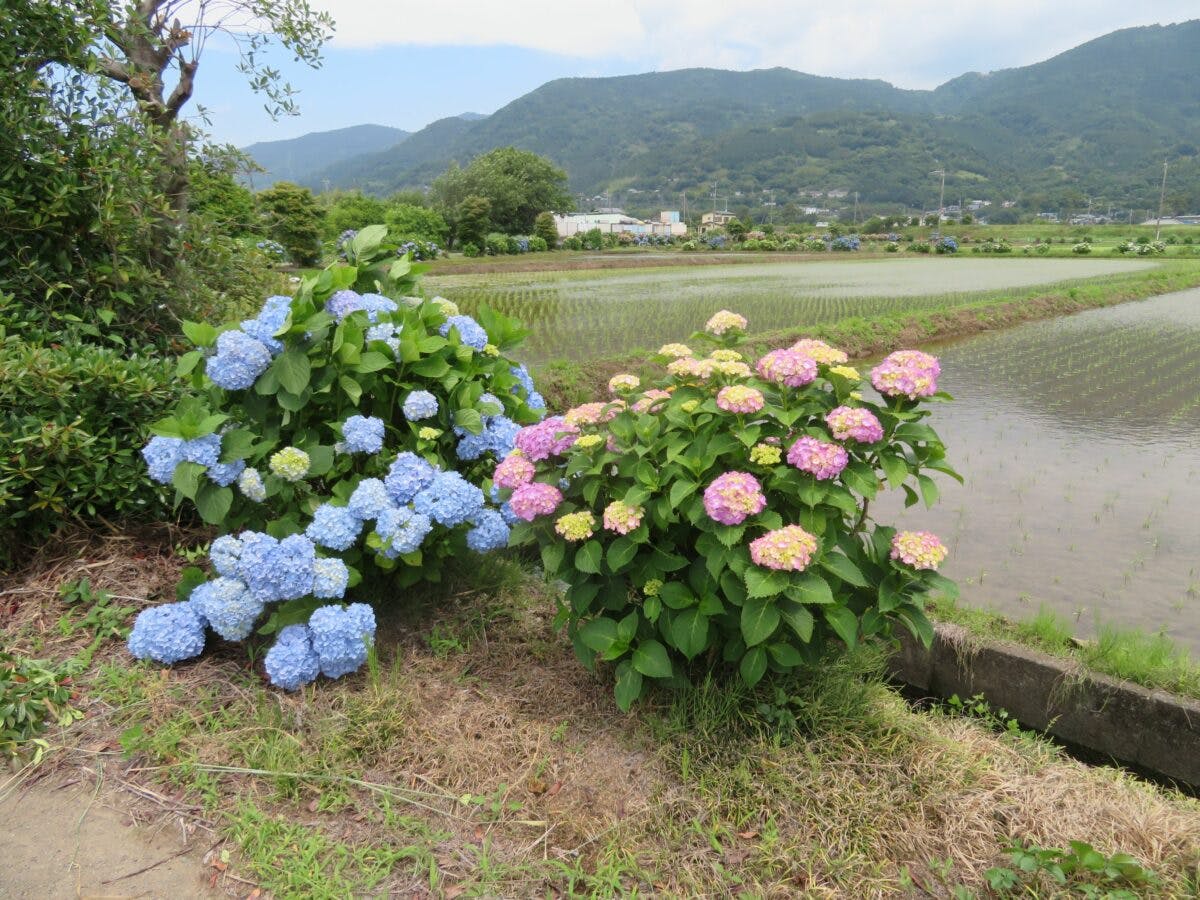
547;780;563;797
737;830;759;839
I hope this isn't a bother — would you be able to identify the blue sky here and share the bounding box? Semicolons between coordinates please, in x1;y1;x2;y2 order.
190;2;1199;148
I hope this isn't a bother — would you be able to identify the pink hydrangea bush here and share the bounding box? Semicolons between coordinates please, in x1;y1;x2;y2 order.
493;312;958;709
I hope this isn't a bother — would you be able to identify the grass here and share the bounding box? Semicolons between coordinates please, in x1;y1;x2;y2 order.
928;595;1200;700
4;529;1200;896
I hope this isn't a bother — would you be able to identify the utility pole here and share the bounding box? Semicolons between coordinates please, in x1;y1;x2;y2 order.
930;168;946;238
853;191;858;225
1156;159;1169;240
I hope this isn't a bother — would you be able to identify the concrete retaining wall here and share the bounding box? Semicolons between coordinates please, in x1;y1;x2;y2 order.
888;623;1200;789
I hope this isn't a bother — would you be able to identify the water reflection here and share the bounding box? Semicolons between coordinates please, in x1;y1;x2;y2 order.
878;288;1200;651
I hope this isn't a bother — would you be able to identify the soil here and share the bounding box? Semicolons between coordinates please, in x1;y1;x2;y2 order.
0;778;224;900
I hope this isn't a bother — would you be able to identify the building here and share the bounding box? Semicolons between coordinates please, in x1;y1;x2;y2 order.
554;210;687;238
700;211;736;233
1140;215;1200;226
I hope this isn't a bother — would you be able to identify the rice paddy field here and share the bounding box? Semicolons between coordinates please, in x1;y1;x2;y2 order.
428;257;1158;363
876;286;1200;652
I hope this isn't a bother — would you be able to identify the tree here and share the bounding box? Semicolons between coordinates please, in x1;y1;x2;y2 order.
453;195;492;249
258;182;322;266
45;0;332;231
321;191;388;239
533;211;559;249
431;148;572;238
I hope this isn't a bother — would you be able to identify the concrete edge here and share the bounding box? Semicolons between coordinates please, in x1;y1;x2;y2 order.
887;622;1200;789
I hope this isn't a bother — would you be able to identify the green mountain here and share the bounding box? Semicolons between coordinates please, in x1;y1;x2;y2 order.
242;124;408;187
310;21;1200;213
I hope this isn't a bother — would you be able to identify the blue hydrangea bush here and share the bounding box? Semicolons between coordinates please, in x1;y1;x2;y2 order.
128;226;546;690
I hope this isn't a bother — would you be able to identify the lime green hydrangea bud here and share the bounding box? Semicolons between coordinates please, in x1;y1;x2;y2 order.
483;343;500;357
269;446;310;482
575;434;603;450
830;365;861;381
680;399;700;413
418;426;442;440
643;579;663;597
750;443;782;466
554;511;595;542
431;296;459;317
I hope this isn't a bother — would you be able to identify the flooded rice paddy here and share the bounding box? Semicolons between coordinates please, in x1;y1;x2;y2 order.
878;287;1200;650
429;257;1156;363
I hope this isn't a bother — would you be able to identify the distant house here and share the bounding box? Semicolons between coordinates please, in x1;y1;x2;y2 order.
1037;212;1060;223
700;211;736;233
554;211;687;238
826;189;849;199
1140;215;1200;226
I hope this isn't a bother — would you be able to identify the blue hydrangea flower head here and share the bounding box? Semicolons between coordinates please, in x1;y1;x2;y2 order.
127;602;207;664
376;506;432;557
359;293;398;323
439;315;488;351
348;478;393;521
402;390;439;421
498;501;519;526
466;508;510;552
257;534;316;601
306;503;362;551
478;393;503;418
486;416;520;457
142;436;183;484
454;428;490;461
527;391;547;417
384;452;437;504
342;415;385;454
308;603;376;679
312;557;350;599
241;294;292;355
207;330;272;390
510;365;536;396
264;624;320;691
366;322;401;356
237;531;279;600
206;458;246;487
190;576;264;641
326;290;365;321
179;434;222;468
209;535;243;577
413;471;484;527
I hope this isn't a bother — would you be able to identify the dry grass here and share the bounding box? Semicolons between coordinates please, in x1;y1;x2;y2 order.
4;531;1200;896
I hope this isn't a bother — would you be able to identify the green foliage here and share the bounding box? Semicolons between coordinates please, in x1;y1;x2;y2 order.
259;182;323;266
384;203;449;244
0;652;82;762
0;340;179;564
452;194;492;249
189;151;258;237
484;233;510;256
502;317;958;710
533;211;559;249
984;840;1157;896
321;191;387;240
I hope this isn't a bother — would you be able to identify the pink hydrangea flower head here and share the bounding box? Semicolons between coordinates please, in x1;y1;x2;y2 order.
565;403;606;426
703;472;767;525
606;434;621;453
716;385;765;414
667;357;714;380
750;525;819;571
890;531;948;570
601;398;626;421
493;451;535;489
602;500;644;535
756;348;817;387
632;389;672;414
787;436;849;481
705;309;749;335
789;338;849;365
825;406;884;443
509;482;564;521
870;350;941;400
514;416;579;461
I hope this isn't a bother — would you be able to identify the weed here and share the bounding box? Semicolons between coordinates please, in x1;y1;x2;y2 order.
984;839;1158;896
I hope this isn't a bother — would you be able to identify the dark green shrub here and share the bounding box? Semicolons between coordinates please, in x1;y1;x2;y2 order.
484;232;509;256
0;340;181;563
461;242;481;257
258;182;323;266
533;211;558;249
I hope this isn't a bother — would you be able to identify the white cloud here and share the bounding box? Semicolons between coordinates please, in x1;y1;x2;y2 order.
313;1;1198;87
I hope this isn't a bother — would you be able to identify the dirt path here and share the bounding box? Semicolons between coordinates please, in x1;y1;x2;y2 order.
0;778;225;899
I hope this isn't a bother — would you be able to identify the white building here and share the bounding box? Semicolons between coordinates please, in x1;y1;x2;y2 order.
554;210;687;238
